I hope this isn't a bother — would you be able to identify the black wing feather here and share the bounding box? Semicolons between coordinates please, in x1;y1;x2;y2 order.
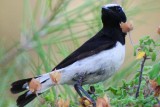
53;30;116;70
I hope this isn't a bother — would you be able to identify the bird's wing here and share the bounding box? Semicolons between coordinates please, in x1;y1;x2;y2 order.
53;31;116;70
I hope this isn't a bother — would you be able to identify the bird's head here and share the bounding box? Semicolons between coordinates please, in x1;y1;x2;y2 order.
101;4;127;28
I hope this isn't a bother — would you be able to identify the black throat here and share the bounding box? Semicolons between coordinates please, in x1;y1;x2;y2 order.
102;26;126;45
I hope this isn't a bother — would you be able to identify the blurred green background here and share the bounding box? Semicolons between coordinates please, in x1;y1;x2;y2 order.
0;0;160;106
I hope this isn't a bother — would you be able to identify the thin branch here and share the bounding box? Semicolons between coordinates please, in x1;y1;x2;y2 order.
135;55;147;98
39;0;65;32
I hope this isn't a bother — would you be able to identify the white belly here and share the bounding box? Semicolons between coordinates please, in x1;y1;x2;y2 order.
59;42;125;85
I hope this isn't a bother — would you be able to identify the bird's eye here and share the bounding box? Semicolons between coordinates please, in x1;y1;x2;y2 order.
116;7;122;12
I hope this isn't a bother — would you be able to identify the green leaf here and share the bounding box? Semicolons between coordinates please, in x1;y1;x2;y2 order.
139;39;143;45
107;87;118;95
122;79;127;87
149;62;160;79
144;47;150;55
44;92;54;102
144;39;151;45
151;52;156;61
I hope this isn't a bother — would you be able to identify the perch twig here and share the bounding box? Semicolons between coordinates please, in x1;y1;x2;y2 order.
135;55;147;98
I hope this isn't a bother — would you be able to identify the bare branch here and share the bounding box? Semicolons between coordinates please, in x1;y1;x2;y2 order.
135;55;147;98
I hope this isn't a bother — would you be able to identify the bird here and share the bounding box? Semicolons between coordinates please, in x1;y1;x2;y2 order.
11;4;127;107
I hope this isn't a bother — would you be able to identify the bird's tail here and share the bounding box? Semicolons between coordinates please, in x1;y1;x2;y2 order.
10;72;54;107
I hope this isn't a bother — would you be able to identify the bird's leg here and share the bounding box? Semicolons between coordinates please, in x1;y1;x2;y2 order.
74;77;96;107
74;84;83;97
76;85;96;107
74;76;83;97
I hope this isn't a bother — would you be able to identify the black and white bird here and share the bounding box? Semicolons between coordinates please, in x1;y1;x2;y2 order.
11;4;127;107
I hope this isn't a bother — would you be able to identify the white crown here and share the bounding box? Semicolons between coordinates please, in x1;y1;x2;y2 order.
103;4;120;8
103;4;123;11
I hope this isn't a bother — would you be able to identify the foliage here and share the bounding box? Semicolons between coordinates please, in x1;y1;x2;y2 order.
0;0;160;107
106;36;160;106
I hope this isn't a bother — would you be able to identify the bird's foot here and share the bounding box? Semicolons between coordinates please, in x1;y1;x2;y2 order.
74;77;96;107
79;97;96;107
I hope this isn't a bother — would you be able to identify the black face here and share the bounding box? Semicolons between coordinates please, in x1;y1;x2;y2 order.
101;4;127;27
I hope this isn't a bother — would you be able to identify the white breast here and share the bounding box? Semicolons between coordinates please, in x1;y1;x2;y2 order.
59;42;125;85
